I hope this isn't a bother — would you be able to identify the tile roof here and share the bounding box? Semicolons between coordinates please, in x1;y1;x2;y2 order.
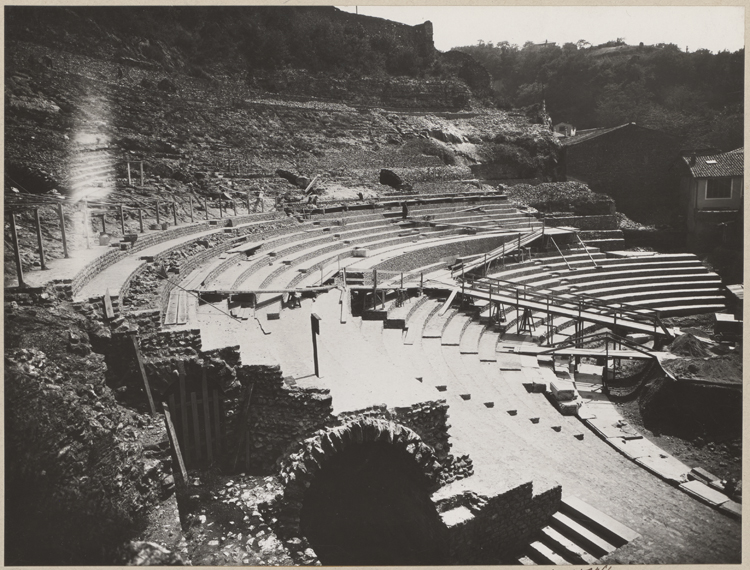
682;148;744;178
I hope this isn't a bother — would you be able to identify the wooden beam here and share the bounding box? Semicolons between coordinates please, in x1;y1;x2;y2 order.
177;362;190;465
162;402;188;489
119;204;125;235
103;288;115;320
131;335;157;416
172;201;178;227
162;402;190;530
9;213;26;287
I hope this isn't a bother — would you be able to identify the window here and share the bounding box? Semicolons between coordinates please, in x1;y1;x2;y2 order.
706;178;732;199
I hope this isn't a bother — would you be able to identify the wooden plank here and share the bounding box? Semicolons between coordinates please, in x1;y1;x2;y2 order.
213;388;221;456
245;429;250;471
176;290;188;325
131;335;156;416
178;368;190;466
162;402;188;489
232;382;255;471
103;288;115;319
438;288;458;316
202;370;213;463
163;290;180;326
191;391;202;461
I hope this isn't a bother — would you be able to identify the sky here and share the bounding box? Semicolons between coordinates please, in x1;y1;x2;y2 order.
336;6;744;54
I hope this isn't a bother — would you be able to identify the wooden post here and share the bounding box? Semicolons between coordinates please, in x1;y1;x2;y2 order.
138;209;144;233
172;202;178;226
9;213;26;287
232;200;237;217
119;204;125;235
190;391;201;460
34;208;47;270
156;201;161;225
400;272;404;289
232;381;255;471
311;313;322;377
201;368;213;463
219;198;224;218
57;203;69;258
204;198;209;219
189;196;194;223
83;200;91;249
139;161;144;186
420;272;423;292
246;191;252;213
131;335;157;416
127;162;132;186
178;367;190;465
100;214;106;235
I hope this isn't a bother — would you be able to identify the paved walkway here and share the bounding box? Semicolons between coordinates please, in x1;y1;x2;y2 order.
14;243;111;289
75;225;223;300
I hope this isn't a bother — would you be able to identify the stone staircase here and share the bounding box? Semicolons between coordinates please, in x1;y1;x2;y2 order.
517;496;640;565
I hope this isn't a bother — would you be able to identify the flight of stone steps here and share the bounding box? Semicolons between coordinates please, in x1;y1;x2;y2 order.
517;496;640;565
66;147;117;201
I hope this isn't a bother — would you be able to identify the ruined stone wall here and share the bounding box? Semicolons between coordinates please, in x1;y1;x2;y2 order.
438;482;562;564
237;365;335;473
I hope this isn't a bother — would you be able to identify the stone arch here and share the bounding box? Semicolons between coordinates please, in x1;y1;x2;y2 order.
272;417;443;540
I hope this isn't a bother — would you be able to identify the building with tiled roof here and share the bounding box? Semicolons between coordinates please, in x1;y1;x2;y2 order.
558;122;682;220
679;147;743;250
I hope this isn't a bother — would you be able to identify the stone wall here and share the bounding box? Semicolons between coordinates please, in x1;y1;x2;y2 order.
562;124;682;220
435;482;562;564
255;72;473;111
544;214;618;230
237;365;334;473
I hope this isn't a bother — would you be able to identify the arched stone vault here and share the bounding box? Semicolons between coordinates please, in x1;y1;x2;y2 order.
271;417;442;538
